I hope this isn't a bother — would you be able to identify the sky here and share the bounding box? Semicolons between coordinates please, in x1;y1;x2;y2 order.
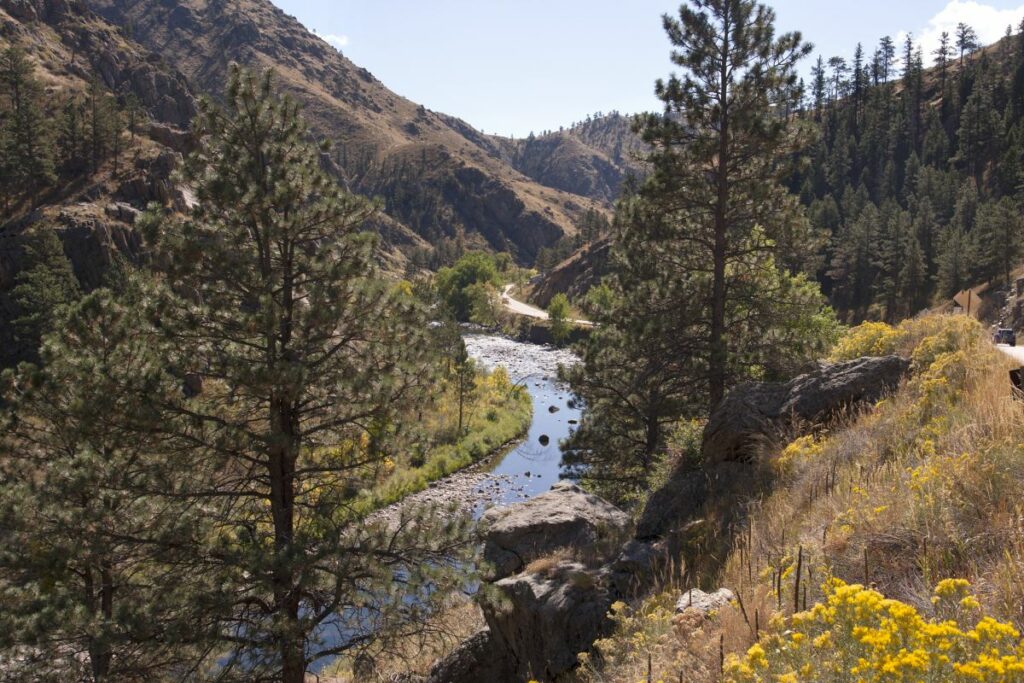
269;0;1024;138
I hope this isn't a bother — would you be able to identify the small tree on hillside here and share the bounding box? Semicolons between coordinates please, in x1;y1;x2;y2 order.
547;292;572;344
956;22;979;66
971;197;1023;284
0;46;55;202
452;339;477;435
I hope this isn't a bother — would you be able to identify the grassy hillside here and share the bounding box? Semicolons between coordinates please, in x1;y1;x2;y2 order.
579;315;1024;681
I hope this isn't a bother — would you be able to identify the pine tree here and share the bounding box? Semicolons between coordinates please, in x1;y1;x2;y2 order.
0;289;214;681
937;224;970;297
9;226;81;364
86;79;120;174
956;78;998;185
57;97;89;177
828;56;849;103
141;67;471;681
957;22;979;67
971;196;1023;283
877;36;896;84
0;46;55;202
935;31;953;91
452;339;476;436
564;0;838;502
811;55;827;117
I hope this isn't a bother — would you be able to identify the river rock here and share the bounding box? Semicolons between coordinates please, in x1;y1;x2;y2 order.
482;562;611;682
703;354;910;464
479;481;631;580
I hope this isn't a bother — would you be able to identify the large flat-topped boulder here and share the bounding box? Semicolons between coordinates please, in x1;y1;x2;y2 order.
479;481;631;580
703;355;910;464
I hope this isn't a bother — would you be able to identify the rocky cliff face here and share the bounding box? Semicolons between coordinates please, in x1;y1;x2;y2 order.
530;239;612;308
83;0;609;263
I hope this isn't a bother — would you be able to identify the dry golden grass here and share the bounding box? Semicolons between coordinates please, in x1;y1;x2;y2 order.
581;315;1024;682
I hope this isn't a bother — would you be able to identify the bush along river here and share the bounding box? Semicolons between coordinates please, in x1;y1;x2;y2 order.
371;333;580;527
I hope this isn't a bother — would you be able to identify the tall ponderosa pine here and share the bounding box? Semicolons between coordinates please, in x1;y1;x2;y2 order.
564;0;838;503
639;0;830;408
957;22;979;66
143;68;471;681
0;290;214;682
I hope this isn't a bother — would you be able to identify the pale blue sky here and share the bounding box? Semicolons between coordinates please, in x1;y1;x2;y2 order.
270;0;1024;137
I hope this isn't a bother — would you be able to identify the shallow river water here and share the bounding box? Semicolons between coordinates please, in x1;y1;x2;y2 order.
461;334;580;510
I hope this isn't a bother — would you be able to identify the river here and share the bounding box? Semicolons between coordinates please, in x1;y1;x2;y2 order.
369;333;581;523
462;333;580;510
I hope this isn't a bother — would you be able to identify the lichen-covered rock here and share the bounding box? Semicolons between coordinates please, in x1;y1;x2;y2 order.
479;481;631;580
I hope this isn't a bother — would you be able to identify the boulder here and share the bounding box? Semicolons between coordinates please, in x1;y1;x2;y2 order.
479;481;631;580
675;588;735;615
482;562;611;682
426;628;514;683
703;355;910;464
607;538;671;598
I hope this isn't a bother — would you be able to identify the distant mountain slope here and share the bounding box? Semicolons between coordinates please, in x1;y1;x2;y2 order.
0;0;203;364
85;0;611;264
490;113;646;203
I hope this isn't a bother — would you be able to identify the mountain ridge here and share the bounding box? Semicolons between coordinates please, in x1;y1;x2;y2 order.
84;0;622;263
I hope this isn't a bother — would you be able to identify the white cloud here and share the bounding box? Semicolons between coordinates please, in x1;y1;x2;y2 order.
323;33;350;51
895;0;1024;68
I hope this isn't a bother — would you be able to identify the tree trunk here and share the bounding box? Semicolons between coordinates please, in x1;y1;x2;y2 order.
708;6;731;414
84;562;113;681
270;399;303;683
643;414;661;471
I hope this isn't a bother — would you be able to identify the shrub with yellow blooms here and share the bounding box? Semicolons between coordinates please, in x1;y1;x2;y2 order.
725;578;1024;682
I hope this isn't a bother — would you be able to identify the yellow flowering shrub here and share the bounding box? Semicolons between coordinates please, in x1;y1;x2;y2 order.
776;434;827;474
725;579;1024;682
829;322;901;361
829;315;985;369
588;594;677;673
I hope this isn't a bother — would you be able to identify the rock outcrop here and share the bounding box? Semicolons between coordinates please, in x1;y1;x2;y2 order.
702;355;911;465
425;628;514;683
639;355;910;541
479;481;632;580
483;562;611;682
